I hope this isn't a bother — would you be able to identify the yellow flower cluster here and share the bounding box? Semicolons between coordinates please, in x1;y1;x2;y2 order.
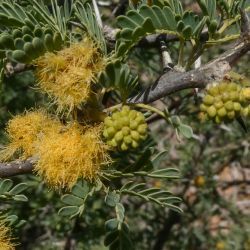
0;110;60;161
36;123;110;189
0;221;15;250
35;38;105;112
0;111;110;190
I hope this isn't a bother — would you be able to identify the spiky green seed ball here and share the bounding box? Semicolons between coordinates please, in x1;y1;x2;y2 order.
103;106;148;151
200;82;250;123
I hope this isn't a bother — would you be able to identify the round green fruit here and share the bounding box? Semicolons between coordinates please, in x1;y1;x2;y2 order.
207;106;217;117
207;85;219;96
217;107;227;117
203;95;214;105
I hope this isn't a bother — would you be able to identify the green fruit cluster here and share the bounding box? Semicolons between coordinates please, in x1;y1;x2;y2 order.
0;24;64;63
103;106;148;151
200;82;250;123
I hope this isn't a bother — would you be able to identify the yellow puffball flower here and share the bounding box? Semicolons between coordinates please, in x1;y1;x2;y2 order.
35;123;110;190
241;87;250;100
0;110;61;161
215;241;225;250
0;221;15;250
35;38;106;113
194;176;206;187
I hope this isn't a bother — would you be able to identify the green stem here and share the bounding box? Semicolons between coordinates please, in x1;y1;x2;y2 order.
72;107;78;121
205;34;240;46
104;103;170;122
187;46;205;70
185;44;197;70
104;103;122;113
132;103;166;118
218;6;250;34
218;18;239;34
177;39;185;67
